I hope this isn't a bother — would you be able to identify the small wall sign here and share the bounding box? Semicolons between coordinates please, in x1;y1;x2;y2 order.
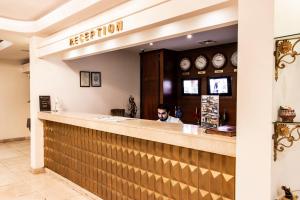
39;96;51;111
214;70;224;74
181;72;190;76
197;71;206;75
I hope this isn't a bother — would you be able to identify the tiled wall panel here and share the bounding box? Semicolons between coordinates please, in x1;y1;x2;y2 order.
44;121;235;200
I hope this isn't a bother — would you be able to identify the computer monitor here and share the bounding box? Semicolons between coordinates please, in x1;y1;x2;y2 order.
207;76;232;96
182;79;200;95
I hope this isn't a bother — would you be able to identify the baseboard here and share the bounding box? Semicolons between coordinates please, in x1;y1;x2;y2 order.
45;168;102;200
31;167;45;174
0;136;30;143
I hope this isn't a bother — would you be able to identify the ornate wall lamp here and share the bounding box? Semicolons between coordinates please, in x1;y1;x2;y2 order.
275;36;300;81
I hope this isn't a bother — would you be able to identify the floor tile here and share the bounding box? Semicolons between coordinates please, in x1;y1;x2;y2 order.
0;140;102;200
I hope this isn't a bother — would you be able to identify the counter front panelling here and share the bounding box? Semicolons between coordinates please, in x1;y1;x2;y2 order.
44;121;235;200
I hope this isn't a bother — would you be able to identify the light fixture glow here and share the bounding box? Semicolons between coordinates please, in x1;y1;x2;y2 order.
0;40;13;51
149;42;153;46
187;34;193;39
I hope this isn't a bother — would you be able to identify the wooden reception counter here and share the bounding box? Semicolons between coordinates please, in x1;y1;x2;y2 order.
38;111;236;200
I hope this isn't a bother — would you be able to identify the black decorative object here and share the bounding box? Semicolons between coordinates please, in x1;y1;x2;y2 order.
282;186;293;200
128;95;137;118
39;96;51;111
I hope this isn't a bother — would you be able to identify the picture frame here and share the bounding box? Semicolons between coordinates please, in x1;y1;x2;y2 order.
80;71;90;87
91;72;101;87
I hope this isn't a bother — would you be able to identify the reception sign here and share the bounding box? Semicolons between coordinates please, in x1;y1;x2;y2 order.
69;20;123;47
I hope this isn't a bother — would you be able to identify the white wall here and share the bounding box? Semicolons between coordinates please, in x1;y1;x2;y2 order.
30;36;140;168
272;0;300;197
32;49;140;115
274;0;300;37
236;0;274;199
64;50;141;115
0;60;29;140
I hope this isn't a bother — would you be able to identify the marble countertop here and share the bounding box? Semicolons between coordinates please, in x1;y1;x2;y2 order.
38;111;236;157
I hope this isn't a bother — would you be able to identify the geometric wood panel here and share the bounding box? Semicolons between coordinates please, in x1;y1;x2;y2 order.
44;121;235;200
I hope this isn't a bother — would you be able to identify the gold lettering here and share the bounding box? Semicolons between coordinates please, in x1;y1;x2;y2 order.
102;26;106;36
108;24;115;34
85;32;90;41
69;20;124;46
79;34;85;43
90;30;95;39
74;36;79;45
116;21;123;32
97;28;102;37
69;38;74;46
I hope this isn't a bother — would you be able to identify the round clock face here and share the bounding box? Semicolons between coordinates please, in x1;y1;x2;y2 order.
180;58;191;71
212;53;226;69
195;55;207;70
231;51;238;67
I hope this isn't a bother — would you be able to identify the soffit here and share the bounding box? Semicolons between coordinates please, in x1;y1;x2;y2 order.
0;0;70;21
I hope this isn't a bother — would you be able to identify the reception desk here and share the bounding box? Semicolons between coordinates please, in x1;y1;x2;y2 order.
38;112;236;200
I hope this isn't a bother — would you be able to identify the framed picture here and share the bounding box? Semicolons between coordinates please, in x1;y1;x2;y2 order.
80;71;90;87
91;72;101;87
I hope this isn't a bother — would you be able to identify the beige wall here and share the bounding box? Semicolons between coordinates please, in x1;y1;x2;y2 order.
0;60;29;140
236;0;274;199
272;0;300;197
30;39;140;168
64;50;141;115
31;49;140;115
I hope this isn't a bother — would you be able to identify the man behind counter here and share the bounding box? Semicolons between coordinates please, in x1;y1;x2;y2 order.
157;104;182;123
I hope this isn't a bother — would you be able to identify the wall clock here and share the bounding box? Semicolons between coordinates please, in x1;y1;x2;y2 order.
212;53;226;69
195;55;208;70
180;58;191;71
231;51;238;67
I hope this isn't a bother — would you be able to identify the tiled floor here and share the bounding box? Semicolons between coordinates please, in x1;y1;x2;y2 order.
0;140;100;200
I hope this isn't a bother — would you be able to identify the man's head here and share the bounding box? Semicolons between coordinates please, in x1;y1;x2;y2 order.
157;104;170;121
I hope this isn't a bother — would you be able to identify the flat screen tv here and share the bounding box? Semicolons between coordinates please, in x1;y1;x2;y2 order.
207;76;232;96
182;79;199;95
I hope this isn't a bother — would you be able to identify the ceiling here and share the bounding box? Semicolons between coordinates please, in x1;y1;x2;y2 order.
0;30;29;61
0;0;70;21
0;0;127;62
127;25;238;53
0;2;237;62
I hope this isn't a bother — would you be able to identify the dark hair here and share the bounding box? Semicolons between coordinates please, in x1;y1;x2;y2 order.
157;104;170;112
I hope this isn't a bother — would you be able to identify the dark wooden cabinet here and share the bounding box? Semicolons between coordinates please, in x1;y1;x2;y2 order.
140;43;237;125
140;50;177;120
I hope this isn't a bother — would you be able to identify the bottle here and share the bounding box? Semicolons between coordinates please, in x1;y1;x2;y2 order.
220;109;227;126
194;107;200;125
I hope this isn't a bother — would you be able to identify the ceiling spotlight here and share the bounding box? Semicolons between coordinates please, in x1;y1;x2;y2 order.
198;40;217;45
187;34;193;39
149;42;153;46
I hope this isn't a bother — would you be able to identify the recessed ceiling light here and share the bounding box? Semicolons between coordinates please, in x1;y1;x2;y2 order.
187;34;193;39
198;40;217;45
149;42;153;46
